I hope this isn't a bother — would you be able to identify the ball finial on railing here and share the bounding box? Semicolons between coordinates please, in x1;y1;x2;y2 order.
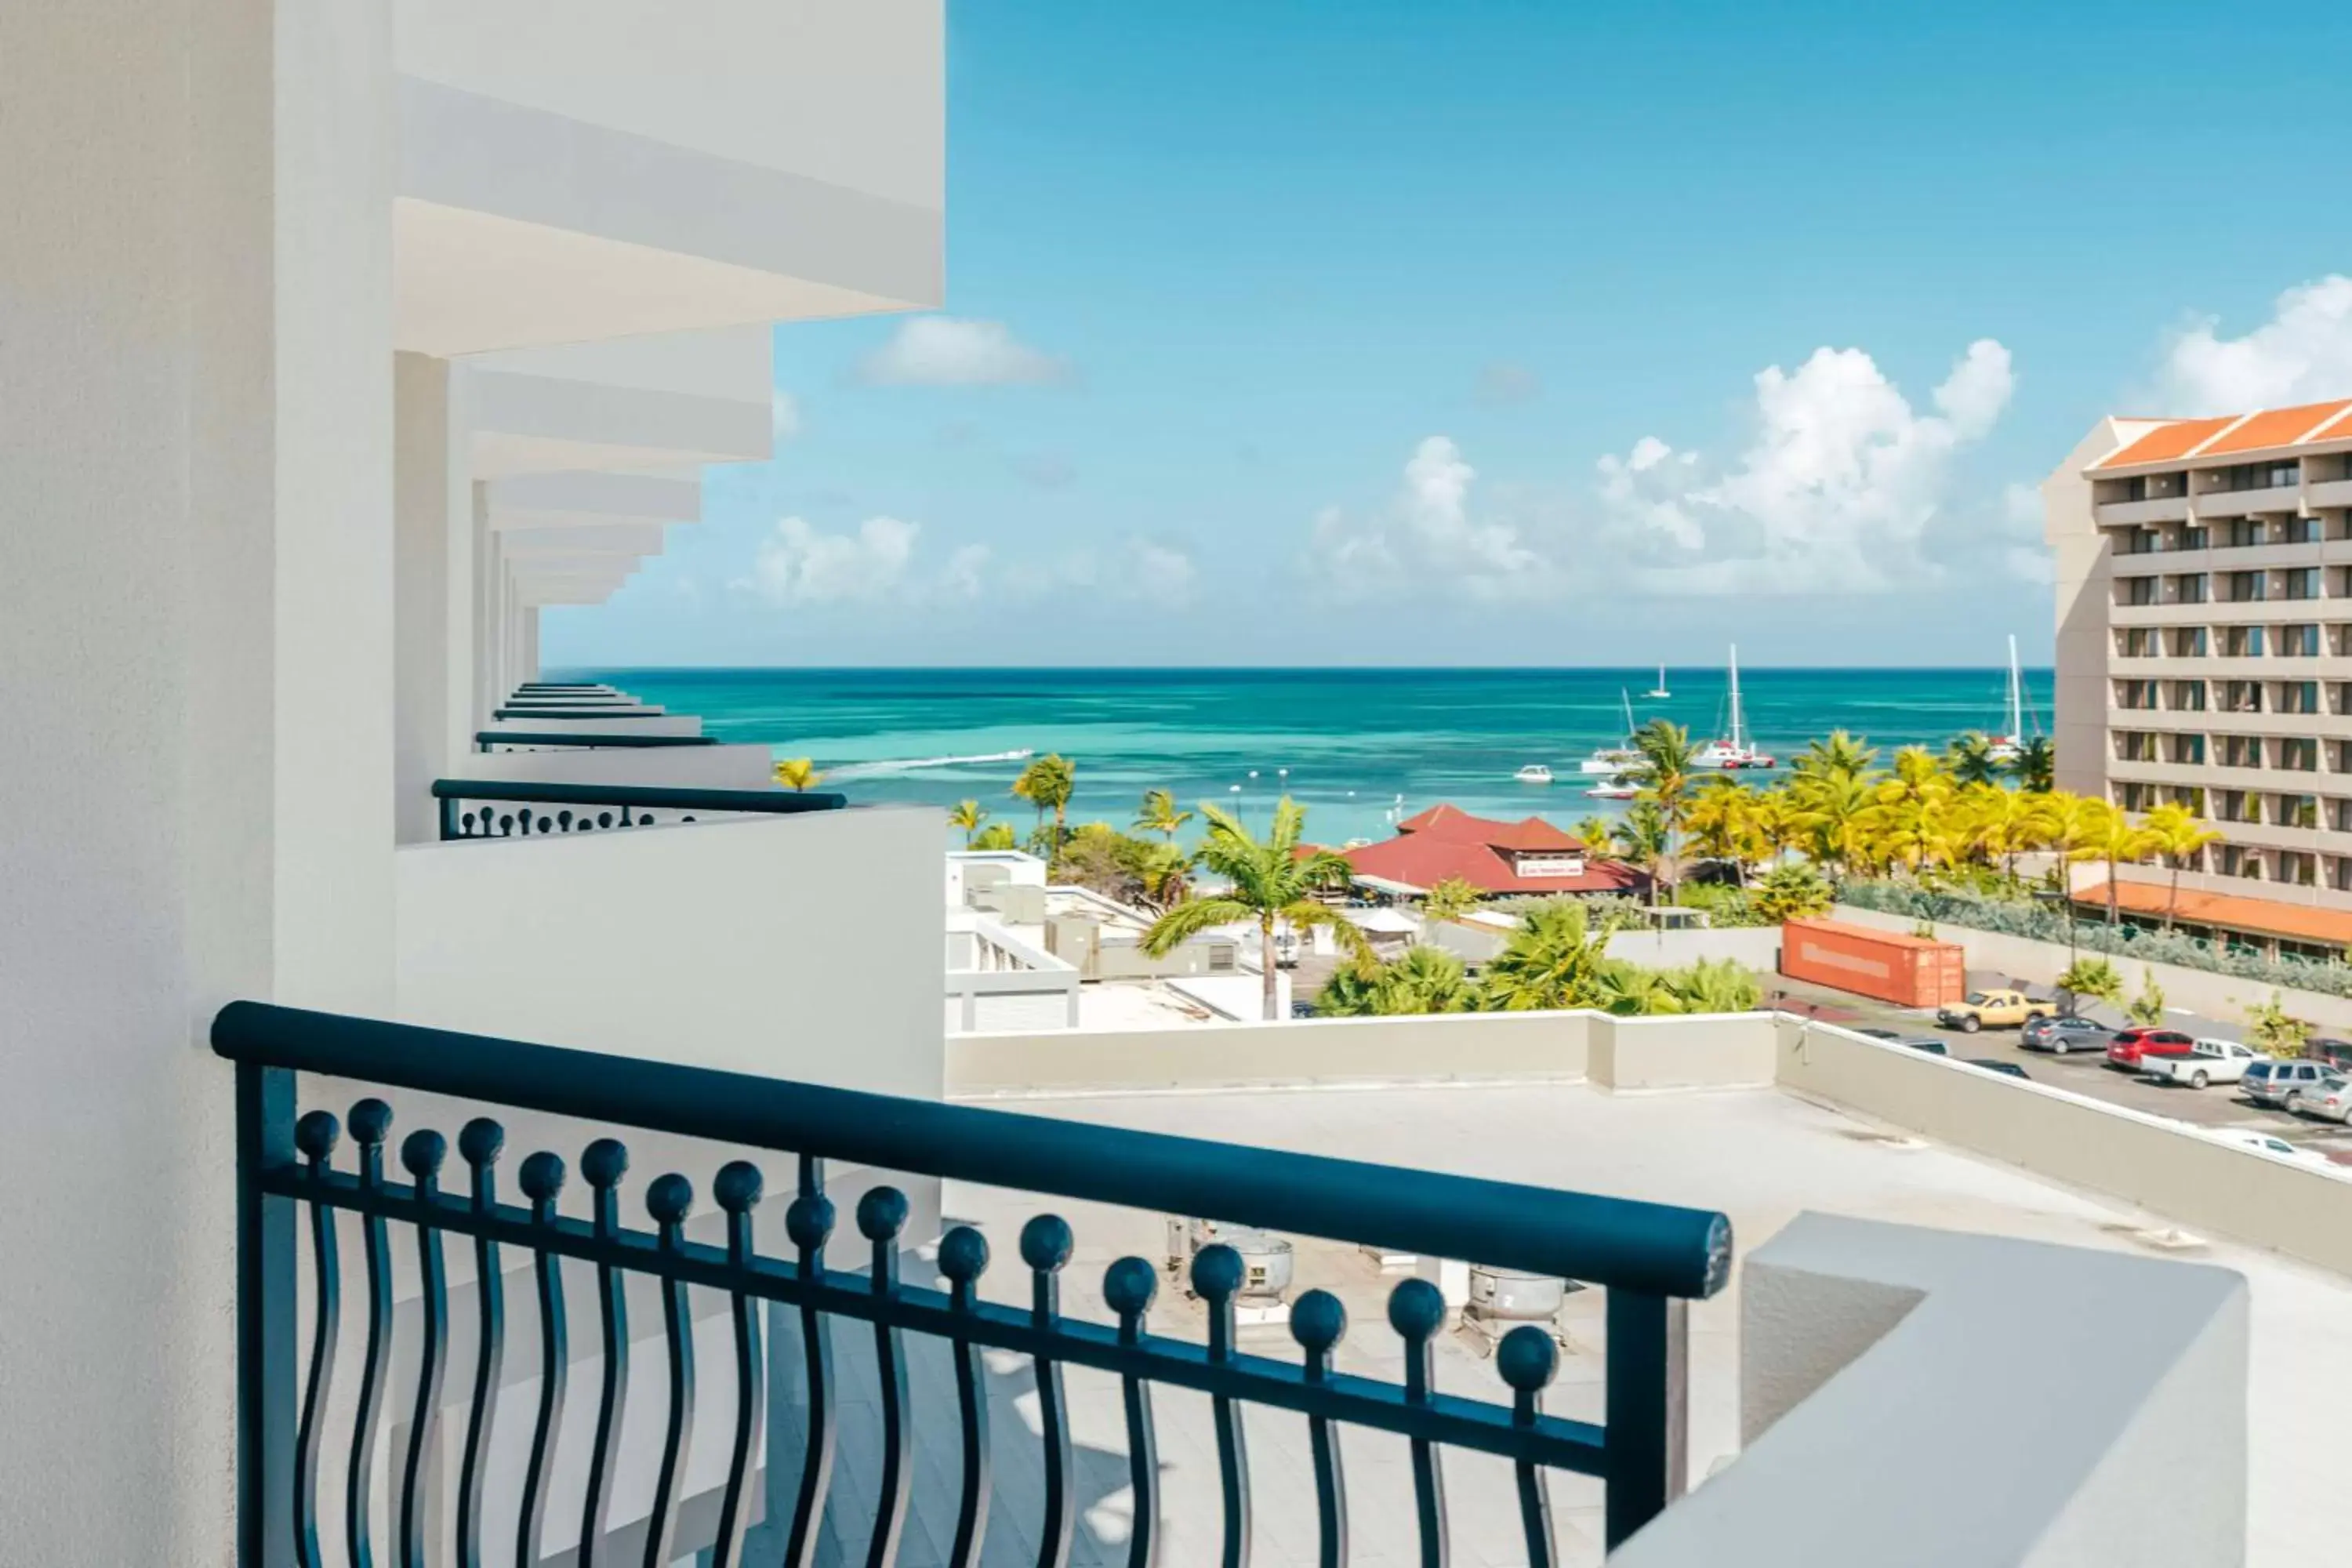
856;1185;909;1243
713;1160;764;1214
1019;1214;1073;1273
785;1192;837;1252
1386;1277;1447;1341
581;1137;629;1189
347;1098;394;1147
457;1117;506;1169
1496;1325;1559;1395
294;1110;341;1163
400;1129;448;1182
1190;1241;1243;1302
517;1150;567;1203
645;1173;695;1227
1290;1288;1348;1356
1102;1255;1159;1319
938;1224;991;1286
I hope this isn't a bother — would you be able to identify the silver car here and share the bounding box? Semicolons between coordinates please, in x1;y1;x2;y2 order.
2244;1058;2334;1111
2294;1075;2352;1124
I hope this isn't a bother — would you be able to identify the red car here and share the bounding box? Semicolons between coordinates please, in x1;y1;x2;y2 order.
2105;1028;2195;1070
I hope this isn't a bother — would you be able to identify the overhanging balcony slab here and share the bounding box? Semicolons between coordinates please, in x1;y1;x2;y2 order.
487;470;701;527
465;324;774;477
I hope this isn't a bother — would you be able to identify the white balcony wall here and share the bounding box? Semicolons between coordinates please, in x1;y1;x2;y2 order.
394;808;944;1098
457;743;778;789
0;3;398;1563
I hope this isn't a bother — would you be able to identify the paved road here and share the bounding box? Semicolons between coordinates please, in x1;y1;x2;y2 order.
1765;971;2352;1159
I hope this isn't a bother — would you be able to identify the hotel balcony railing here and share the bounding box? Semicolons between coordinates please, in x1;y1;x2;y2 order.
474;731;720;753
433;779;847;839
218;1004;1731;1566
491;706;667;721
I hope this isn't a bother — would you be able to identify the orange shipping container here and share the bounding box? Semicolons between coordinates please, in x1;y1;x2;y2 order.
1779;918;1966;1009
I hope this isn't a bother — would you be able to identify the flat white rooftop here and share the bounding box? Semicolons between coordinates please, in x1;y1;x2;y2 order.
941;1080;2339;1567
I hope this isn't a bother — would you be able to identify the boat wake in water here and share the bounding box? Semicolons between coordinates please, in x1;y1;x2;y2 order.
826;747;1036;779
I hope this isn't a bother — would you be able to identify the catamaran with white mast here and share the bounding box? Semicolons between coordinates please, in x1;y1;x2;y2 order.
1578;689;1650;775
1694;644;1776;769
1644;662;1671;699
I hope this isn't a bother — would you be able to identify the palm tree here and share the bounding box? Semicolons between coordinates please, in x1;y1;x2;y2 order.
1011;753;1076;861
1751;862;1834;922
774;757;826;790
2065;799;2159;926
1618;800;1672;908
1788;768;1877;878
1134;788;1193;843
1573;815;1621;857
2010;736;2056;794
947;799;988;848
1134;842;1196;915
1945;732;2002;786
971;822;1018;851
2140;801;2224;930
1381;946;1474;1014
1141;798;1370;1021
1477;899;1628;1011
1792;729;1878;782
1653;957;1763;1014
1632;719;1697;896
1684;778;1760;886
1420;875;1483;926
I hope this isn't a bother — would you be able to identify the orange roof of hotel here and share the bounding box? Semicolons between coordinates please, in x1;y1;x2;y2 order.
2199;398;2352;456
2071;883;2352;948
2093;416;2240;469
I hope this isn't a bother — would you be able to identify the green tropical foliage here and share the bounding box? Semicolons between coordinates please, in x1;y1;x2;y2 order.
970;822;1018;851
1012;753;1077;861
2125;968;2168;1027
1142;797;1368;1021
947;799;988;847
1751;862;1834;922
1476;899;1628;1011
2054;956;2123;1010
1134;788;1193;842
773;757;825;790
2243;992;2313;1059
1420;876;1485;925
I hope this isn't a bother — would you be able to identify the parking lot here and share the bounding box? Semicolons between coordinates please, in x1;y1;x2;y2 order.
1765;972;2352;1161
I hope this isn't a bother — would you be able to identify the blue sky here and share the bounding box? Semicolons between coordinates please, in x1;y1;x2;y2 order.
545;0;2352;670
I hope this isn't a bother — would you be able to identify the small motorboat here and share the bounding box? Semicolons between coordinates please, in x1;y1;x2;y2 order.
1515;764;1555;785
1584;774;1639;800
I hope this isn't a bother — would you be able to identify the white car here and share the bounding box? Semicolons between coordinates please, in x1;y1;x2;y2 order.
2211;1128;2338;1169
2291;1075;2352;1124
2139;1037;2269;1089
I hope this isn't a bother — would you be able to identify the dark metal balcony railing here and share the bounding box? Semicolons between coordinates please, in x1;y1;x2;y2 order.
492;707;663;720
220;1004;1731;1568
434;779;847;839
475;731;721;753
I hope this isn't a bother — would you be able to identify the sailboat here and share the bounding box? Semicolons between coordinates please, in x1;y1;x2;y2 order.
1694;644;1776;770
1644;663;1671;699
1579;690;1651;774
1985;635;2027;764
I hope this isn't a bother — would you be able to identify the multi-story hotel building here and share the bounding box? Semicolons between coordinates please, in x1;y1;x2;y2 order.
2045;399;2352;957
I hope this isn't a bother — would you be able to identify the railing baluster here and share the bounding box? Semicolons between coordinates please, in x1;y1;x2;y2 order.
398;1131;451;1568
856;1188;914;1568
938;1225;994;1568
292;1111;343;1568
456;1119;506;1568
782;1160;838;1568
1021;1216;1076;1568
515;1152;569;1568
1388;1279;1448;1568
1102;1258;1162;1568
347;1099;395;1568
1290;1290;1349;1568
711;1162;767;1568
578;1138;631;1568
643;1174;699;1568
1192;1244;1253;1568
1497;1327;1562;1568
1602;1290;1687;1552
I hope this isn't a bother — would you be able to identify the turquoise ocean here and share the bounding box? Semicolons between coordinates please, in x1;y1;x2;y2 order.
554;666;2053;847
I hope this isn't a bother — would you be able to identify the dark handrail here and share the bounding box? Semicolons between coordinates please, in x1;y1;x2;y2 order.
491;708;662;720
475;731;720;750
434;778;846;838
213;1002;1730;1298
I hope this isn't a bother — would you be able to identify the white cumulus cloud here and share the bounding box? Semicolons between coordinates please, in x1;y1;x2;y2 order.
771;390;801;441
853;317;1071;387
1311;437;1551;601
732;516;917;605
2147;275;2352;414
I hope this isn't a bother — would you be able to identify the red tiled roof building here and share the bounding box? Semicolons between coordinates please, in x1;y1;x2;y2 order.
1337;804;1650;897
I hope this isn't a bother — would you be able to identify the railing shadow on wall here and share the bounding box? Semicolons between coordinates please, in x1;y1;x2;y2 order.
433;779;847;840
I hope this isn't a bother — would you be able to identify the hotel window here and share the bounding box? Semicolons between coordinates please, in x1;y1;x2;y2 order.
2181;525;2209;551
2278;794;2321;831
2166;734;2207;766
2165;626;2207;657
2278;623;2320;655
2114;679;2158;710
2227;570;2267;603
2220;680;2263;713
2278;683;2321;718
2120;575;2159;607
2288;516;2323;545
2278;736;2319;771
2220;625;2265;658
2215;845;2257;878
2168;786;2209;815
2333;740;2352;773
2285;568;2322;601
2332;627;2352;657
2225;517;2267;546
2334;567;2352;597
2174;572;2209;604
2119;527;2157;555
2220;734;2263;769
2332;800;2352;833
2332;857;2352;895
2219;461;2299;492
2278;851;2319;887
2117;782;2157;811
2217;792;2263;826
2114;627;2159;657
2167;679;2208;712
2114;731;2157;763
2334;683;2352;717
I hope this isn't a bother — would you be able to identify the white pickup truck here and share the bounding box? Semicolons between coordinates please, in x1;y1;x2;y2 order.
2140;1037;2270;1089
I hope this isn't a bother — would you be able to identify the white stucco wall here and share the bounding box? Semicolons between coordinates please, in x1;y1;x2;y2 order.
0;2;396;1562
394;808;944;1098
